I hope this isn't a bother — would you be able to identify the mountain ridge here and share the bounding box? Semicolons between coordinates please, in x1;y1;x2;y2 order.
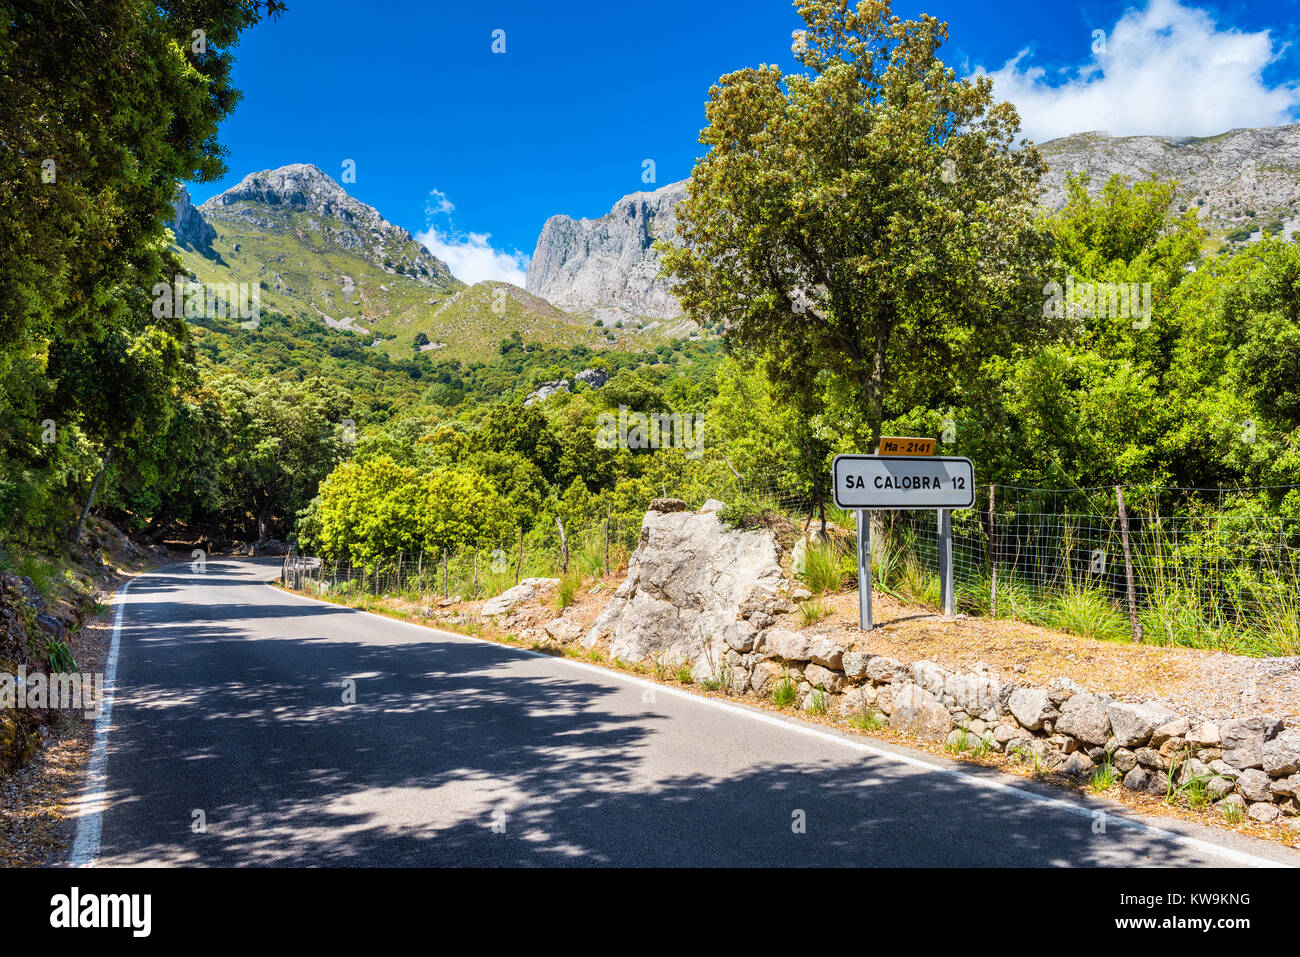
527;123;1300;322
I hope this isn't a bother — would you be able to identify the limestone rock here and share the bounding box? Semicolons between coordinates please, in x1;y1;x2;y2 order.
1220;715;1284;770
1008;688;1056;731
1263;729;1300;776
1107;702;1178;748
168;186;217;251
481;578;558;617
911;660;950;695
889;683;954;742
1123;767;1151;791
583;506;782;677
842;651;872;679
543;617;583;641
946;672;1000;716
803;663;845;694
1248;802;1281;823
1047;676;1084;707
525;179;690;323
1055;692;1113;746
1207;776;1236;801
1063;752;1095;778
1209;759;1241;780
1150;716;1190;748
749;661;784;697
866;656;904;684
838;685;878;718
1135;747;1167;770
1186;722;1221;748
1236;768;1273;803
1112;748;1138;773
765;629;813;662
1269;774;1300;799
722;619;756;653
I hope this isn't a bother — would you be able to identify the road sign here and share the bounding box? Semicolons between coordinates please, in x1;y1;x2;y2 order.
832;455;975;511
877;436;936;456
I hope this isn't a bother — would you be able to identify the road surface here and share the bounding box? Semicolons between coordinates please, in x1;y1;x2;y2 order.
76;559;1299;867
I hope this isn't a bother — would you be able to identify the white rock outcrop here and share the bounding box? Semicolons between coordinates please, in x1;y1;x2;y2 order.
526;180;688;322
583;501;783;679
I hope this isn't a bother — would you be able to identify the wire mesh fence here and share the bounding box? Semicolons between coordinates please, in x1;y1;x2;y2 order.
281;517;644;604
280;469;1300;657
868;492;1300;657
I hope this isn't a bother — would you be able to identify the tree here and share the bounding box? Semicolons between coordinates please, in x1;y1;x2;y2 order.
48;319;191;544
217;375;351;543
662;0;1050;446
0;0;281;546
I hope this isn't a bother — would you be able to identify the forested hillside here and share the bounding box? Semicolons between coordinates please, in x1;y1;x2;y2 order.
1;0;1297;635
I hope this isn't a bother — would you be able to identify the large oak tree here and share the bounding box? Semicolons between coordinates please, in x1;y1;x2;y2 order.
663;0;1051;447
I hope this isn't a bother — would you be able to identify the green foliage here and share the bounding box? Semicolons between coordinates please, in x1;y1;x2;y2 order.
800;539;855;595
771;674;798;708
45;637;77;675
798;597;830;626
555;570;583;610
806;688;829;716
663;0;1050;446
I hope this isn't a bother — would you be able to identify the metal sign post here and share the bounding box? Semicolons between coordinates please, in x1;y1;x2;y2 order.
833;454;974;631
857;508;872;630
938;508;954;617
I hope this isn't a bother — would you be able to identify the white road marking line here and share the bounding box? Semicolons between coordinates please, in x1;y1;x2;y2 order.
69;576;134;867
271;576;1294;869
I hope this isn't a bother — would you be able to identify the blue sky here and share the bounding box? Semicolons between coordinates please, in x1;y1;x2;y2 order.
191;0;1300;285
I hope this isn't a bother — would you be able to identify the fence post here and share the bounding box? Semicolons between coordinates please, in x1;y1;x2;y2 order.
417;551;423;598
988;485;997;619
604;510;611;576
556;516;568;573
473;549;479;598
1116;485;1143;644
443;549;449;598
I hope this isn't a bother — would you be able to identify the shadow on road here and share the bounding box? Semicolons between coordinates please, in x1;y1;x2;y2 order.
93;566;1213;867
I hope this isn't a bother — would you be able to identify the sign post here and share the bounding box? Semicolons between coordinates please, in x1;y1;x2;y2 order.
856;508;872;630
832;454;974;630
938;508;954;616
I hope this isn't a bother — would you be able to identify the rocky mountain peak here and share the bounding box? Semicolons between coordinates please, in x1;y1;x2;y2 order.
199;163;455;287
526;179;688;322
168;185;216;252
1038;124;1300;236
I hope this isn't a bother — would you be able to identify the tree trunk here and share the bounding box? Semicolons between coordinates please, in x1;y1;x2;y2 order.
144;514;176;545
256;501;272;543
72;448;113;546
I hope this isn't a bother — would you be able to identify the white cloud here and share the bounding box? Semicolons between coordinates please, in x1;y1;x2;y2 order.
974;0;1300;142
425;188;454;216
415;188;529;286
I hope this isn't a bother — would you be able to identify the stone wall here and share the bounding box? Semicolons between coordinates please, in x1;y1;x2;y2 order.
569;501;1300;828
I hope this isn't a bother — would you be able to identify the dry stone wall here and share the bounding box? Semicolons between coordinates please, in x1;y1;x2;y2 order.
571;501;1300;828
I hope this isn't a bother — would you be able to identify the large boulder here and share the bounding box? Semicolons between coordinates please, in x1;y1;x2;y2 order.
1263;730;1300;777
946;672;1001;717
584;504;783;679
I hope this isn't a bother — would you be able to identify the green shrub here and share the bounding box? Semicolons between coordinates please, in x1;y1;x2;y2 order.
554;570;583;610
771;674;798;707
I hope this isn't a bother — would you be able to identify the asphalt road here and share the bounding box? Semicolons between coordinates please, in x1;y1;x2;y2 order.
79;558;1299;867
